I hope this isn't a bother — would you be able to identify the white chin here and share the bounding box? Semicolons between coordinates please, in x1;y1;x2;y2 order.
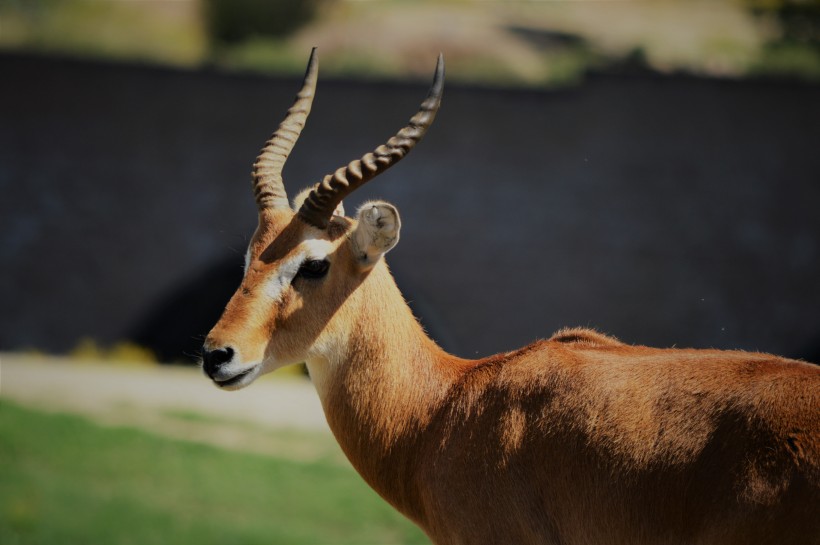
212;364;260;391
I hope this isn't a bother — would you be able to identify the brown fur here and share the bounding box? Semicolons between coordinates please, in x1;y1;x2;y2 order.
207;209;820;545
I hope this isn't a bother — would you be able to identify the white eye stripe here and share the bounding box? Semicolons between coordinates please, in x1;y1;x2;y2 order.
265;255;302;301
260;239;335;302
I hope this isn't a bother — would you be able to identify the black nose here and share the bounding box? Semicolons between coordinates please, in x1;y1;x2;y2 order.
202;346;234;376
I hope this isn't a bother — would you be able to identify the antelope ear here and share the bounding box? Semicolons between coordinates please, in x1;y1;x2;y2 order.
351;201;401;267
292;187;345;217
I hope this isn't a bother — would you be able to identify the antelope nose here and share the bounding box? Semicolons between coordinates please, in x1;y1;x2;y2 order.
202;346;235;377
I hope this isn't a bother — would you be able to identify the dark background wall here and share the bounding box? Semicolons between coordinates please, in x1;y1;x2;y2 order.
1;53;818;363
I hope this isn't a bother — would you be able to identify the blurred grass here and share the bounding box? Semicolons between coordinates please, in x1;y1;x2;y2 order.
751;40;820;77
1;0;817;86
0;0;206;66
0;400;429;545
69;338;158;365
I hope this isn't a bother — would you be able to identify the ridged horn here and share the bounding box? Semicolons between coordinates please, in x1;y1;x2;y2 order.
252;48;318;211
297;53;445;229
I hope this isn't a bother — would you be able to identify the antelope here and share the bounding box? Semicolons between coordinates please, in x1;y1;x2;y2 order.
202;49;820;545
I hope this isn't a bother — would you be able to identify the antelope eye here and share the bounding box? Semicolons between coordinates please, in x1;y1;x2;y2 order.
296;259;330;280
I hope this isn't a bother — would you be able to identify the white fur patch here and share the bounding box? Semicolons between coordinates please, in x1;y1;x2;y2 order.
264;255;301;301
261;239;335;302
301;238;335;260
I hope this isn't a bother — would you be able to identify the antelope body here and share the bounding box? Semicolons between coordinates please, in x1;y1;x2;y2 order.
202;50;820;545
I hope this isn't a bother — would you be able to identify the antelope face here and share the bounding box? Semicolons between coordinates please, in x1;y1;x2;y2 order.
202;210;341;389
202;202;401;390
200;48;442;390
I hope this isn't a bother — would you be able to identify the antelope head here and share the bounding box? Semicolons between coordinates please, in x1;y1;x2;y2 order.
202;49;444;390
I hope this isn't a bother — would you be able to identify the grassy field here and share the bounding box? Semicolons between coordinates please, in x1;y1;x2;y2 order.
0;400;429;545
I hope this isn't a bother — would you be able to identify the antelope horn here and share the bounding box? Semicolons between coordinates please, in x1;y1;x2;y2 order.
297;54;445;229
252;48;319;211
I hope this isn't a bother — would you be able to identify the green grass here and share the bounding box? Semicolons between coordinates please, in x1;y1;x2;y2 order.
0;400;429;545
5;1;819;87
0;0;205;66
751;41;820;80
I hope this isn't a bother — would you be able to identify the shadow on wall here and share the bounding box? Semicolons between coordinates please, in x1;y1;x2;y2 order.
131;257;244;363
129;255;459;364
130;248;820;366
